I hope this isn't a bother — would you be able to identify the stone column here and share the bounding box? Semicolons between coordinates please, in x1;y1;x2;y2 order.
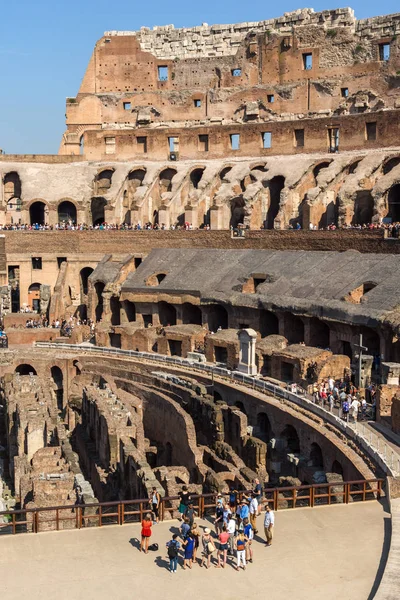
185;204;198;228
237;328;257;375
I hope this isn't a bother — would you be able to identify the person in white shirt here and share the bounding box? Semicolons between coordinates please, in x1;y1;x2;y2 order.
328;376;334;392
264;505;275;546
227;515;236;555
249;494;258;533
351;397;360;422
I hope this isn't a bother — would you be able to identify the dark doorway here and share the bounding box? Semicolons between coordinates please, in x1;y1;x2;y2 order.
284;313;304;344
51;366;64;411
388;184;400;222
158;302;177;326
260;310;279;337
265;176;285;229
257;412;273;442
91;197;107;225
110;296;121;326
281;361;294;382
310;442;323;468
168;339;182;356
29;201;46;225
95;281;105;322
190;168;205;189
215;346;228;364
123;301;136;322
109;333;121;348
58;201;77;224
182;303;202;325
309;318;330;348
80;267;94;297
331;460;344;476
15;364;37;376
352;191;374;225
281;424;300;453
206;304;228;331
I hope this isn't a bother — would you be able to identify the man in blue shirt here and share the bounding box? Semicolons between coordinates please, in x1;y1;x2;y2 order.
239;499;249;527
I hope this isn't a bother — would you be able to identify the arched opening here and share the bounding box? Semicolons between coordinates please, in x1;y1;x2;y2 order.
234;401;247;416
230;197;245;228
181;303;202;325
159;168;177;194
28;282;41;313
313;161;331;183
91;197;107;226
260;310;279;337
213;390;223;403
281;424;300;453
165;442;173;466
95;169;113;194
360;326;381;357
206;304;228;331
29;201;46;226
284;313;304;344
352;191;374;225
158;302;177;326
146;272;167;286
331;460;344;476
4;172;21;202
80;267;94;297
95;281;105;322
257;412;273;442
219;167;232;181
309;442;323;468
123;301;136;323
128;168;146;192
383;156;400;175
51;366;64;411
309;318;330;348
58;201;77;224
15;364;37;376
265;176;285;229
388;184;400;222
190;168;205;189
73;359;81;376
110;296;121;326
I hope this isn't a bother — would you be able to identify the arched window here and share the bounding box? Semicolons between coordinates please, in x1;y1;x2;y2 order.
15;364;37;375
29;201;47;225
58;201;77;224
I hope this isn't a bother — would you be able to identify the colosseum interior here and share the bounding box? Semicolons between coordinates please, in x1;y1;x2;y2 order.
0;7;400;598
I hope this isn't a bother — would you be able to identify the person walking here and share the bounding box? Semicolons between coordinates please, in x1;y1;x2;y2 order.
184;501;196;527
215;523;230;569
200;528;214;569
150;487;161;523
180;516;190;540
166;533;181;573
178;485;191;521
253;479;263;515
214;497;224;534
235;531;247;571
351;396;360;423
264;504;274;547
140;512;153;553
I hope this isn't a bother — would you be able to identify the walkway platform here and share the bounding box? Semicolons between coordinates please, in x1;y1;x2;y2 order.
0;502;389;600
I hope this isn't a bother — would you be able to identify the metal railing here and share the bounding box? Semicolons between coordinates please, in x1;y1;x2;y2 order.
0;479;384;536
35;342;400;476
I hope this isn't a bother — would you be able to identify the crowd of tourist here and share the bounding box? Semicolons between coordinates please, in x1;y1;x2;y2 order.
310;376;376;421
140;480;274;573
0;220;399;234
22;314;94;337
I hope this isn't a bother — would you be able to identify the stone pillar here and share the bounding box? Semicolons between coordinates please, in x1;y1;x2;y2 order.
185;205;198;229
158;205;170;229
237;328;257;375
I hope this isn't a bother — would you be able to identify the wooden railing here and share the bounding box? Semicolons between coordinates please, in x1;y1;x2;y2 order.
0;478;383;536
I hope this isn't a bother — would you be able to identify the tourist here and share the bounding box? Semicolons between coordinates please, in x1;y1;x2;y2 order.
215;523;230;568
200;527;214;568
182;531;195;569
178;485;191;520
150;486;161;523
243;517;254;563
351;396;360;422
191;522;200;564
180;516;190;540
264;504;274;547
253;478;263;515
184;501;196;527
214;497;224;534
341;397;350;421
166;533;181;573
361;397;367;420
227;513;236;555
238;498;249;529
249;493;258;533
235;531;247;570
229;485;238;511
140;512;153;553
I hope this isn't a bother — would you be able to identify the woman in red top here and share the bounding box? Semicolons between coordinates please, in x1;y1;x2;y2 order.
215;523;230;568
141;513;152;553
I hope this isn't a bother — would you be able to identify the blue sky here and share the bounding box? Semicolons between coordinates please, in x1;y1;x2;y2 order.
0;1;398;154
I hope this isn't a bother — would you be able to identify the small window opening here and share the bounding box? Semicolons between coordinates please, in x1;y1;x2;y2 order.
294;129;304;148
105;137;115;155
341;87;349;98
198;134;209;152
32;257;42;270
303;53;313;70
123;102;131;110
267;94;274;103
57;257;67;268
168;137;179;152
194;99;202;108
134;257;142;269
158;66;169;81
232;68;242;77
328;128;339;153
262;132;272;149
366;122;377;141
230;134;240;150
137;136;147;153
379;43;390;61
